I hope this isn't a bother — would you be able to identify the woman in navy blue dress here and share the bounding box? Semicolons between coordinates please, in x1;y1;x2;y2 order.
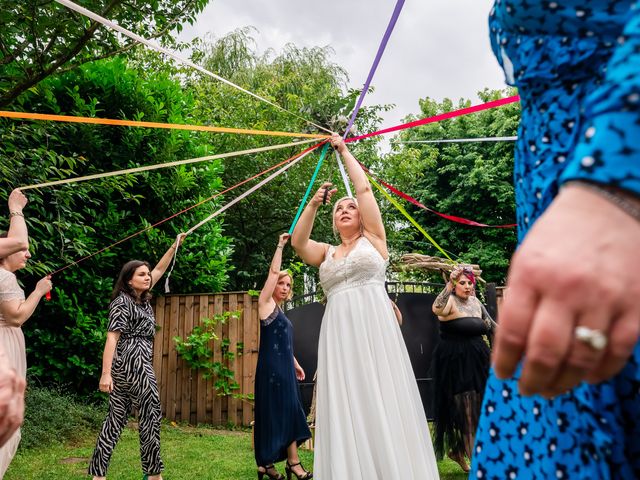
472;2;640;478
254;233;312;480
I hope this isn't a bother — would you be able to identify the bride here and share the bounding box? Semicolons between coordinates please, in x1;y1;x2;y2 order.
292;134;439;479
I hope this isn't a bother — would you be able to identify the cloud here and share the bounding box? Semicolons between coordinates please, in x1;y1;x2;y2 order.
179;0;507;131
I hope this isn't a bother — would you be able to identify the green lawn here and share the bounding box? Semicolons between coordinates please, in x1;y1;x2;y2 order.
6;423;469;479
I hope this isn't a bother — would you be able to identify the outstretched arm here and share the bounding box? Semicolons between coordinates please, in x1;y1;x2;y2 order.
332;135;386;243
150;233;186;289
258;233;289;317
0;190;29;258
291;182;335;267
0;276;52;327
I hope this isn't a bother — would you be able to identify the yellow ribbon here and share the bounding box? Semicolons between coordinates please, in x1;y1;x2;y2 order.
0;110;329;139
368;174;453;261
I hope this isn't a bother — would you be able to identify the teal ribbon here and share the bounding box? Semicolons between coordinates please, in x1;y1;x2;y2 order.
288;143;330;234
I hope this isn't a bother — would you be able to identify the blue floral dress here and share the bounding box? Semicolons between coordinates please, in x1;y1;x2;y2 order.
471;1;640;479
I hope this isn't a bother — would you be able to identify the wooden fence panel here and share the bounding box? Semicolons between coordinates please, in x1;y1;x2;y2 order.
153;292;259;426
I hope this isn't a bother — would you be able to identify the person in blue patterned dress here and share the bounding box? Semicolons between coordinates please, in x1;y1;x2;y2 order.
472;1;640;479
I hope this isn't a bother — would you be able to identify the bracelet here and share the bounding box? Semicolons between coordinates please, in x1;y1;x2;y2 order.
276;245;284;249
567;180;640;222
9;211;23;218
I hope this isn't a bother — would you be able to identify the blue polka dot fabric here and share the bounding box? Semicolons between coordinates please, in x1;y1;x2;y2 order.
471;1;640;478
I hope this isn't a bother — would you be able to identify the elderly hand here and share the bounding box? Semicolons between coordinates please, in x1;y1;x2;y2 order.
0;365;25;447
311;182;337;207
36;275;53;297
7;189;27;213
493;184;640;397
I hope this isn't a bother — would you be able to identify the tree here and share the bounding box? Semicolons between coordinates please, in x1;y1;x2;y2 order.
187;29;391;291
0;0;211;107
0;57;230;394
379;89;520;283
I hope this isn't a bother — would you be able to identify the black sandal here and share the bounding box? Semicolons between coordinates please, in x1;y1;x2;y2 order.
285;461;313;480
257;464;284;480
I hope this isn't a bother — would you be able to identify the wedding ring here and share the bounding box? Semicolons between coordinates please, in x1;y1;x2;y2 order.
574;326;608;351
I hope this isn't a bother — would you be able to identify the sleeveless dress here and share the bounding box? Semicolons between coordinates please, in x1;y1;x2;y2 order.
253;305;311;466
314;236;439;479
472;2;640;478
431;315;490;459
0;268;25;478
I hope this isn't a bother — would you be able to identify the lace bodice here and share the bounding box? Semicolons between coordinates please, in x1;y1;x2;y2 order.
319;236;387;298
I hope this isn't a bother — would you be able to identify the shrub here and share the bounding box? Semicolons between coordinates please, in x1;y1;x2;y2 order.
20;384;106;450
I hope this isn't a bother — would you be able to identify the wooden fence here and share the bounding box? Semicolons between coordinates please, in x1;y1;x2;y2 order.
152;292;259;427
152;285;506;427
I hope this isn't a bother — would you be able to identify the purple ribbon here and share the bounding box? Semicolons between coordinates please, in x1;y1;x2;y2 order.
343;0;406;139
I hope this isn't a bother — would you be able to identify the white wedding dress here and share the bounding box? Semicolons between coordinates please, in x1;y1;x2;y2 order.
314;236;439;479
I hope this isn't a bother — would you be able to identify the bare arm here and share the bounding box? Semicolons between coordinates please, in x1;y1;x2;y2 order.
293;356;305;381
98;331;121;393
0;276;52;327
432;282;454;317
0;190;28;258
258;233;289;318
150;233;186;289
332;135;387;254
480;303;497;330
291;183;334;267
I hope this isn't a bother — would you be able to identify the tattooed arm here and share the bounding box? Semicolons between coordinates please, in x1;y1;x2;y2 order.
480;303;498;332
432;282;454;316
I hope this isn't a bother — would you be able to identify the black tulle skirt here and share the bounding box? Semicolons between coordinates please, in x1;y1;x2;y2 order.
431;333;491;458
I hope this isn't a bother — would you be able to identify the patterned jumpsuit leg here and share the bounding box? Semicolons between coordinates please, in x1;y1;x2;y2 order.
88;341;163;476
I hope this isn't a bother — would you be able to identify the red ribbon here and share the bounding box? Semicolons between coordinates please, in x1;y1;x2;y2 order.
348;95;520;228
372;174;516;228
347;95;520;142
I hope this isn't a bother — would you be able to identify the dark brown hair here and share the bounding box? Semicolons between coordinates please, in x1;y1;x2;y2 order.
112;260;153;302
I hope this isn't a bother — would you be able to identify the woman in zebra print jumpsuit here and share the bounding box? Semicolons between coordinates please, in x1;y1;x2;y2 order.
88;233;185;480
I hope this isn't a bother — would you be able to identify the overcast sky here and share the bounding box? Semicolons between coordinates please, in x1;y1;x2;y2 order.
179;0;507;135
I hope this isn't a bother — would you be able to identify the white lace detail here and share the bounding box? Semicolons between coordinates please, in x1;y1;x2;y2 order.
0;268;24;304
319;237;387;299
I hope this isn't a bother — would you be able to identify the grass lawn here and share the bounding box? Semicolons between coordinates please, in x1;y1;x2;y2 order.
6;422;469;479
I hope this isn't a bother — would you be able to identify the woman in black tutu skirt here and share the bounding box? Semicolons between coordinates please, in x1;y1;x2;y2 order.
431;266;494;472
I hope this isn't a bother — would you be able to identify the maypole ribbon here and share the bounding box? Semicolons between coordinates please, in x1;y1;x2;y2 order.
395;136;518;144
0;110;329;139
347;95;520;142
48;141;324;277
20;138;317;190
185;148;314;235
368;174;453;261
288;143;330;234
55;0;332;134
371;174;516;228
334;0;406;196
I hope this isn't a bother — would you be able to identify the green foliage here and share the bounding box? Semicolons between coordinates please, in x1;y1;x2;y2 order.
174;310;251;399
0;0;212;106
380;89;520;283
187;29;391;292
0;57;230;394
21;384;106;450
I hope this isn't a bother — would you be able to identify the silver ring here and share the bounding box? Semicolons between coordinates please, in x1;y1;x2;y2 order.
574;326;608;351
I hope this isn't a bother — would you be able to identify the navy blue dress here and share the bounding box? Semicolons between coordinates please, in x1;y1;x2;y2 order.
254;305;311;467
472;1;640;479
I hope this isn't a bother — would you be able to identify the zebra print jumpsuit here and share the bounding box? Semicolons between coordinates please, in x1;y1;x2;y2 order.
88;292;164;477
